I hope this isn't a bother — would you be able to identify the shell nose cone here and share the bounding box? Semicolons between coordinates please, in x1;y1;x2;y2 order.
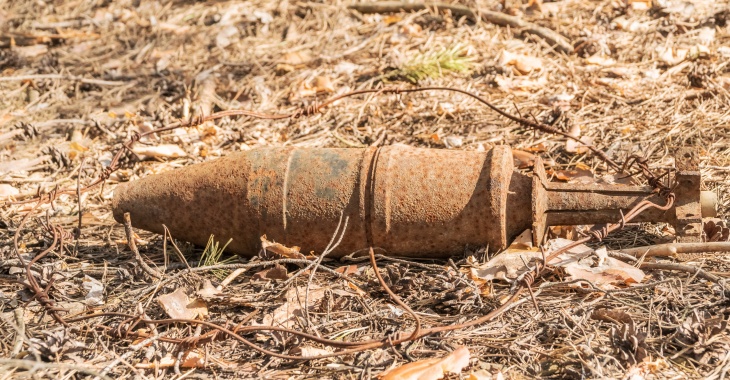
111;182;132;224
111;174;170;234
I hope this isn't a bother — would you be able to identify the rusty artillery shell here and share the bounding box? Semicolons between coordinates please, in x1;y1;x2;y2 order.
112;146;714;258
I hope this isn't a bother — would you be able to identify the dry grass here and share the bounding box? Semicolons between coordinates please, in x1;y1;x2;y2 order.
2;0;730;378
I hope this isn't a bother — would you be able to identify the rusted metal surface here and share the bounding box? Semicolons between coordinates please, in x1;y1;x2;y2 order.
112;146;715;257
673;148;703;242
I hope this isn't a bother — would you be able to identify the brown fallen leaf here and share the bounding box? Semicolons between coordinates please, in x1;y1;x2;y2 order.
196;279;222;298
255;285;325;331
591;308;634;325
335;265;360;276
260;235;305;259
157;288;208;320
252;263;289;281
379;346;471;380
499;51;542;75
512;149;535;169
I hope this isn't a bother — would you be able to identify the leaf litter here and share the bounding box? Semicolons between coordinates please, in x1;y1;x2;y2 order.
1;0;730;379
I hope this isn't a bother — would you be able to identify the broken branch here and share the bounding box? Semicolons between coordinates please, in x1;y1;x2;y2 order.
348;1;573;53
618;242;730;258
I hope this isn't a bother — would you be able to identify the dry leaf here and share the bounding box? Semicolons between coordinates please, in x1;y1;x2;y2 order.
252;264;289;281
256;285;326;330
470;229;542;281
136;349;236;369
132;144;186;159
499;51;542;75
289;345;332;357
0;184;19;199
562;247;645;289
216;25;239;49
656;46;688;66
313;76;335;93
443;136;463;149
512;149;535;169
260;235;304;259
591;308;634;325
158;288;208;320
281;51;311;66
346;281;368;297
197;279;221;298
565;137;595;154
472;236;594;282
383;15;402;25
551;166;595;183
82;275;104;306
379;346;470;380
335;265;360;276
525;143;547;152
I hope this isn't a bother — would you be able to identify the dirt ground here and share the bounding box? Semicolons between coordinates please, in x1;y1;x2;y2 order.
2;0;730;378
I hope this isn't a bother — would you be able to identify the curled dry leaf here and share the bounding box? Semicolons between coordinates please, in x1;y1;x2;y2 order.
499;51;542;75
379;346;470;380
252;263;289;281
157;288;208;320
132;144;186;159
512;149;535;169
260;235;305;259
562;246;645;289
470;230;545;282
335;264;360;276
471;236;643;289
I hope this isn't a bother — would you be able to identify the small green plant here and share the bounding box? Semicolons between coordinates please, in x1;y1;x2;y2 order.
388;44;474;83
199;235;235;279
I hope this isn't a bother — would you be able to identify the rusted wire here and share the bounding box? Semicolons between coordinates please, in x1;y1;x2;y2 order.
7;85;678;361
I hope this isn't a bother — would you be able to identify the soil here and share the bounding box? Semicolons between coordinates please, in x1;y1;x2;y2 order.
2;0;730;379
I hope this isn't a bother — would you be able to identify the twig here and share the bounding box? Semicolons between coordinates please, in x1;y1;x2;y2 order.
617;242;730;258
0;358;111;380
123;212;162;279
0;74;127;86
347;1;573;53
639;262;725;284
94;332;166;380
10;308;25;358
303;213;349;329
